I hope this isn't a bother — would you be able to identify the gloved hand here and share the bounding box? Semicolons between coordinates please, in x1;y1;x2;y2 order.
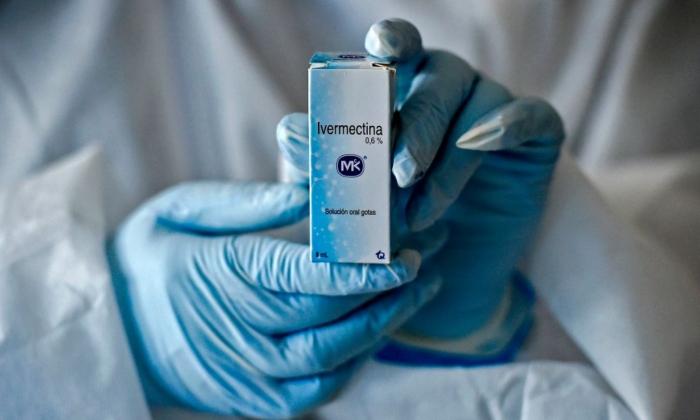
108;181;443;418
278;19;564;355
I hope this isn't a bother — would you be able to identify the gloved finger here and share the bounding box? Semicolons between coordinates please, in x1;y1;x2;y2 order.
231;281;380;335
406;77;514;231
398;221;450;261
455;96;565;152
392;50;479;188
154;181;309;234
175;311;361;419
364;18;426;104
276;112;309;174
232;225;448;335
228;234;422;295
271;358;363;419
245;271;442;378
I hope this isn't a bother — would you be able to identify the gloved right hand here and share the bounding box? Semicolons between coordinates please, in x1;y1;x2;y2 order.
278;19;564;360
108;181;442;418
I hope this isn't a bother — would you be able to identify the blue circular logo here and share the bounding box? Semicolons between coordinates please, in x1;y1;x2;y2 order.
336;154;365;177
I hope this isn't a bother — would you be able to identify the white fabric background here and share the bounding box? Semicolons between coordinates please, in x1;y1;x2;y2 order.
1;1;699;419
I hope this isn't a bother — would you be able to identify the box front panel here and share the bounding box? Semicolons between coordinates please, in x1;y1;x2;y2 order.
309;68;391;263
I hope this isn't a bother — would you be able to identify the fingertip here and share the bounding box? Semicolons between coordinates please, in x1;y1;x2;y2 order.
365;18;423;61
277;113;310;171
284;181;310;201
401;247;422;265
393;248;422;281
282;183;310;215
392;151;422;188
277;113;309;141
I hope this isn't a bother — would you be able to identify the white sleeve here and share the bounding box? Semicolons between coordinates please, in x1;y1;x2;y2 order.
524;152;700;420
0;147;150;420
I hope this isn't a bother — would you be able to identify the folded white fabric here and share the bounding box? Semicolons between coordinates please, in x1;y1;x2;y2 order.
524;153;700;420
0;147;150;420
4;147;698;420
317;360;635;420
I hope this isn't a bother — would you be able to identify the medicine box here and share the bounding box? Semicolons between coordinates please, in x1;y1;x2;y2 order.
309;52;395;263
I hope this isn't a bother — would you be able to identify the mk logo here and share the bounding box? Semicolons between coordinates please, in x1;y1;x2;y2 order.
336;154;364;177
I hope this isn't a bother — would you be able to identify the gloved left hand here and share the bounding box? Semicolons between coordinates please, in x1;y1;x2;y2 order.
108;181;442;418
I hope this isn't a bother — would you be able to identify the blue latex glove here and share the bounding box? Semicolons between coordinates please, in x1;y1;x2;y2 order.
278;19;564;351
108;181;443;418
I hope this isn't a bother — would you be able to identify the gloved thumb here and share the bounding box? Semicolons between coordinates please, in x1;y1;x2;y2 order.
154;181;309;234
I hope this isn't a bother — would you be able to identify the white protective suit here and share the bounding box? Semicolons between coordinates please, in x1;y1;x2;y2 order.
1;1;699;419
